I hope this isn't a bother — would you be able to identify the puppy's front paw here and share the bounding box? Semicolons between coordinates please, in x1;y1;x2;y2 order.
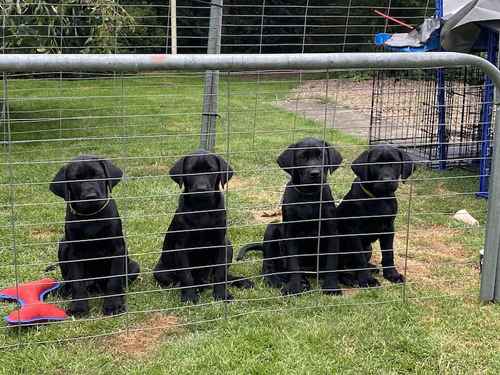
339;272;358;287
383;268;405;283
181;288;200;304
103;296;126;316
213;286;234;301
321;282;342;296
281;281;307;296
264;274;284;288
239;279;255;289
213;292;234;301
358;272;381;288
68;300;89;317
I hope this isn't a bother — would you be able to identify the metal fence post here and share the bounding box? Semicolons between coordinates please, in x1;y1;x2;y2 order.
480;51;500;302
200;0;223;151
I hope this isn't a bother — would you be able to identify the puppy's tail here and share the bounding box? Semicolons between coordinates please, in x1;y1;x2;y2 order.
237;243;264;261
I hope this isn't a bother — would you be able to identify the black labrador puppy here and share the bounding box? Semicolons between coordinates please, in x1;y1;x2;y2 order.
337;145;414;286
237;137;343;295
50;155;140;316
153;149;253;303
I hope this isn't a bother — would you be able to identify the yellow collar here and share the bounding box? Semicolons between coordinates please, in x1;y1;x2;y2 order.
360;184;375;198
69;186;112;216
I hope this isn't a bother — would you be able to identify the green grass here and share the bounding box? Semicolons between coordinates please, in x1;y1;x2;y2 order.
0;72;499;374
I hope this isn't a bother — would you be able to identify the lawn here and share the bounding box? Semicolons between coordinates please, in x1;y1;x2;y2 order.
1;71;499;374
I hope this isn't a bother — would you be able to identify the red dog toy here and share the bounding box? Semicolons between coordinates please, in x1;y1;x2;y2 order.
0;278;68;325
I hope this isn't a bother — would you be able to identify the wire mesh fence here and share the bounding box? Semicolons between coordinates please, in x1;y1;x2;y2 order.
0;55;492;348
1;1;435;54
370;67;491;167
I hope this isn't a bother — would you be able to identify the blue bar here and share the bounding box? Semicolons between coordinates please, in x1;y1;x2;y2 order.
436;68;447;170
478;30;499;198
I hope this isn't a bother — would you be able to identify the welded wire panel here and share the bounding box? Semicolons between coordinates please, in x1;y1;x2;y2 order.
369;66;492;168
2;1;434;54
0;67;486;348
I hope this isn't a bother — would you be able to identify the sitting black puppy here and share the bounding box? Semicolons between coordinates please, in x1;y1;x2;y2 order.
50;155;140;316
237;137;343;295
337;145;414;286
153;149;253;303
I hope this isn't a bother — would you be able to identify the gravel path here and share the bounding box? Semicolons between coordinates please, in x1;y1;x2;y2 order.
274;98;372;138
273;79;374;139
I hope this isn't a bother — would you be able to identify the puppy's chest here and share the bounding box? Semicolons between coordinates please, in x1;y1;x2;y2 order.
67;220;117;240
286;201;334;221
177;212;226;242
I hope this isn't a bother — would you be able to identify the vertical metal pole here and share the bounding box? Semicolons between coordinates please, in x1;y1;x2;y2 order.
481;37;500;302
170;0;177;55
1;7;6;146
200;0;223;151
165;1;171;53
480;84;500;301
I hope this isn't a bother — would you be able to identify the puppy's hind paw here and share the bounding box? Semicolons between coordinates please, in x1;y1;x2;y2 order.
338;273;358;287
264;275;284;289
67;300;89;317
238;279;254;289
213;290;234;301
321;284;342;296
281;282;307;296
383;268;405;284
181;289;200;304
358;275;380;288
229;276;255;289
153;269;174;288
102;296;126;316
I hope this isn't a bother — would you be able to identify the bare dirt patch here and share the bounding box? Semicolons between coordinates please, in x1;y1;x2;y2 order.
228;176;283;205
103;314;182;359
29;227;59;241
407;226;468;261
251;208;282;224
228;176;258;190
288;79;375;113
392;225;475;293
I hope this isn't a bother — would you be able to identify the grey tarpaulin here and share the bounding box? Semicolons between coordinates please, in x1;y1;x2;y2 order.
441;0;500;52
384;16;441;48
443;0;472;18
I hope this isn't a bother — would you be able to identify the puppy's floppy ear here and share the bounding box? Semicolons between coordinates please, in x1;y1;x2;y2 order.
169;156;186;188
100;159;123;189
398;149;415;181
50;165;67;199
216;155;234;187
351;149;370;181
324;141;343;173
277;142;296;175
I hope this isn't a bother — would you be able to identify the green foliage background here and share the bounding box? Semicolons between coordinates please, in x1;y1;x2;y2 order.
1;0;433;54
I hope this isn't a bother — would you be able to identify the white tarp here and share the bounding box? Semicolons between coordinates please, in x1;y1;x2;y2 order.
441;0;500;51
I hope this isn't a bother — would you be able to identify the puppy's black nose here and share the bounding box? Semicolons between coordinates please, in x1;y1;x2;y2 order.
83;193;98;200
194;185;211;192
309;169;321;178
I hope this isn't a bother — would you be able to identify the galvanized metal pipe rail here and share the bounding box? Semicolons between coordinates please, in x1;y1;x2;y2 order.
0;53;498;82
1;52;500;302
